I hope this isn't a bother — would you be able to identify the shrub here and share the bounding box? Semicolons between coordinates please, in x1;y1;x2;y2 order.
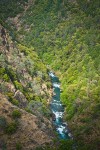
7;92;19;106
58;139;74;150
11;99;19;106
25;108;33;114
16;142;22;150
5;121;18;134
0;67;5;77
6;67;17;82
7;92;14;97
47;82;52;89
2;74;10;82
12;110;21;119
18;44;29;56
41;106;51;118
8;96;19;106
14;81;23;91
34;95;41;102
23;90;31;102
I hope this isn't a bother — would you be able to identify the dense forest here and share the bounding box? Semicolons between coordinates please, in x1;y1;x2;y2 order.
0;0;100;150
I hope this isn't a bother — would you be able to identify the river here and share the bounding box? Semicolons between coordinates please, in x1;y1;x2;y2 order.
49;72;73;139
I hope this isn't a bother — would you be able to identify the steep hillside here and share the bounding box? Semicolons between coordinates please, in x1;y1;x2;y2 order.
0;93;53;150
0;24;54;149
0;0;100;150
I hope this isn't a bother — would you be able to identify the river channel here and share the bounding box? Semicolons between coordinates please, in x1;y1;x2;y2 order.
49;72;73;139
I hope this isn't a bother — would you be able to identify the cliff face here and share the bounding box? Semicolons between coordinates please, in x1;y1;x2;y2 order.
0;25;54;149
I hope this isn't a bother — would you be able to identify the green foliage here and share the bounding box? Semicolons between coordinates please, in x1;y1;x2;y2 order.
77;140;100;150
41;106;51;118
14;81;23;91
0;67;5;77
23;91;31;102
16;1;100;149
18;44;34;56
10;99;19;106
25;108;33;114
7;92;19;106
12;110;21;119
76;0;100;17
47;82;52;89
2;74;10;82
35;147;44;150
57;140;74;150
16;142;22;150
0;67;10;82
6;67;17;82
35;139;74;150
0;0;28;23
5;121;18;134
26;98;51;118
92;103;100;119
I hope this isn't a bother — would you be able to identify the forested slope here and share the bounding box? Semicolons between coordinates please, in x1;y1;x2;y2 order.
14;0;100;149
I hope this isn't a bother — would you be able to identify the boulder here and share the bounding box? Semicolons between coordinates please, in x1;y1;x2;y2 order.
14;90;28;108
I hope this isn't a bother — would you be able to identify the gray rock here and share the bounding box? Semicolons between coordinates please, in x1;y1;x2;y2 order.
14;90;28;108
